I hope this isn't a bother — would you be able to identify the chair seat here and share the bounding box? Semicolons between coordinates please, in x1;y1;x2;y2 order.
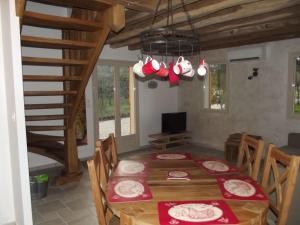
109;215;120;225
267;217;276;225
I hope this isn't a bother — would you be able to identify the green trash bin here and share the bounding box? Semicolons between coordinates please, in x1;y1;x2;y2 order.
30;174;49;200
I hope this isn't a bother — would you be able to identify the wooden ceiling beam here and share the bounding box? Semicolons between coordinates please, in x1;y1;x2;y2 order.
199;16;300;42
127;24;300;51
113;0;157;12
125;0;258;29
108;0;300;45
125;0;200;27
195;5;300;35
202;32;300;51
108;0;259;44
109;4;300;49
111;16;300;49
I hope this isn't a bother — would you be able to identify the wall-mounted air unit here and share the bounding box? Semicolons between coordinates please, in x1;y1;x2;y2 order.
228;46;265;62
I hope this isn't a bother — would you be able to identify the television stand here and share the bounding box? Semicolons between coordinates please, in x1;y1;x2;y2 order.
148;131;191;150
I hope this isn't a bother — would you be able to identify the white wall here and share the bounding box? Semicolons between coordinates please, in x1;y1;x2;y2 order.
99;45;179;146
0;0;32;224
179;38;300;150
138;81;178;145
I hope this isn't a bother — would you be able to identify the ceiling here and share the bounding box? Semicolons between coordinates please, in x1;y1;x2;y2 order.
106;0;300;51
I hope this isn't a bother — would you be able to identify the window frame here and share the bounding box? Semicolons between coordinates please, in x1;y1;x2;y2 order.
201;60;229;114
287;52;300;119
93;59;139;139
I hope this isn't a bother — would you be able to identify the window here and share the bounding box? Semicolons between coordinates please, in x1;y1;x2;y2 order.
203;63;227;110
97;64;116;137
288;54;300;118
96;62;137;139
293;56;300;115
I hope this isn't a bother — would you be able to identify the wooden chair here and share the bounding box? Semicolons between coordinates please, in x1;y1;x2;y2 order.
87;147;117;225
95;133;118;188
236;133;264;181
224;133;241;162
87;148;132;225
96;133;118;168
261;144;299;225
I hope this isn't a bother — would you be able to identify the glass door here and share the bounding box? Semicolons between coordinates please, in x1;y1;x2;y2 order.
96;61;139;153
97;64;116;138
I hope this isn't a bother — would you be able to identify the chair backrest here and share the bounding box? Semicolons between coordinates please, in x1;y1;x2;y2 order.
87;148;113;225
261;144;299;225
237;133;264;181
95;133;118;187
96;133;118;168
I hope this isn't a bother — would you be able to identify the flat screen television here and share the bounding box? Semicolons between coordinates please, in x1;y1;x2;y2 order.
162;112;186;133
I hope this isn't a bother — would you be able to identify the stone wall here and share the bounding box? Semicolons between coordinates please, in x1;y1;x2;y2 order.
179;38;300;151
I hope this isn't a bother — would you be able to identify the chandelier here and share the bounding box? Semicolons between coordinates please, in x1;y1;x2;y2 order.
133;0;208;84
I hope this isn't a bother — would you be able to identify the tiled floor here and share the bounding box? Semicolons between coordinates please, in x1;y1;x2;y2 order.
31;145;225;225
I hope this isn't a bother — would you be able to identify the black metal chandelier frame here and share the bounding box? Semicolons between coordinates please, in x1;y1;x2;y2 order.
140;0;200;57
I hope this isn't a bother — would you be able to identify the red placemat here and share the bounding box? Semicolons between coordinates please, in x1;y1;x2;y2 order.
195;159;239;175
113;160;149;177
151;153;193;160
108;177;152;203
167;170;191;180
158;200;239;225
216;176;268;201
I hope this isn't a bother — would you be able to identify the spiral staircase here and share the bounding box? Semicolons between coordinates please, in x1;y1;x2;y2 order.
16;0;125;184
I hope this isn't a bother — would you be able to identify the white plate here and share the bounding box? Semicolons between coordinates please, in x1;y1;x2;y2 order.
119;161;145;174
169;171;188;178
114;180;144;198
168;203;223;222
156;154;186;160
202;161;229;172
224;179;256;197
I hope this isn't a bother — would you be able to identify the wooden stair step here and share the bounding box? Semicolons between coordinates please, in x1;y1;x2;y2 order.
22;56;88;66
28;146;65;164
27;131;65;163
25;103;72;109
21;35;97;49
30;136;65;141
28;0;112;11
27;131;65;142
26;125;66;131
25;114;68;121
29;141;64;151
23;11;102;31
23;75;82;81
24;91;77;96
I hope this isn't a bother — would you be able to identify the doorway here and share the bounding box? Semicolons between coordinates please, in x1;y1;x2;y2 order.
95;60;139;153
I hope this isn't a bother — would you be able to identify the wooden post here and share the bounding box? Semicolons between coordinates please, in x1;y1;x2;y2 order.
106;4;125;32
55;28;82;185
65;126;81;173
55;125;82;185
15;0;26;17
129;67;136;134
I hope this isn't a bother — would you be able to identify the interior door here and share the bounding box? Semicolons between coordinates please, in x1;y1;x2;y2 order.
96;60;139;153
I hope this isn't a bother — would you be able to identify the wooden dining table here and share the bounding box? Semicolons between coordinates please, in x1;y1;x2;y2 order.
107;153;269;225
